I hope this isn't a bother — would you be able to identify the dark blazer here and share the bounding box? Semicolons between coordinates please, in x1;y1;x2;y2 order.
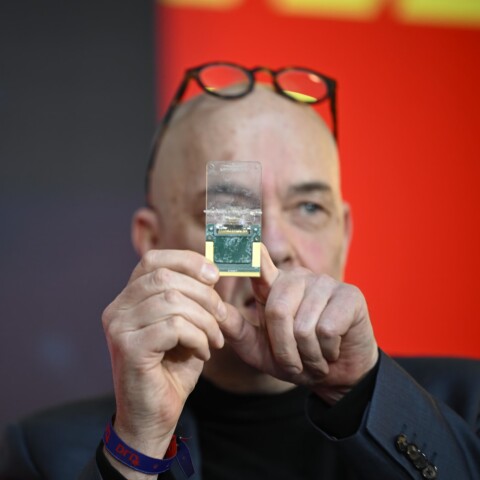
1;352;479;479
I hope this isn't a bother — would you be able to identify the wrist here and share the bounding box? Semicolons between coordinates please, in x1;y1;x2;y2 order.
104;420;176;475
102;418;194;478
113;412;175;459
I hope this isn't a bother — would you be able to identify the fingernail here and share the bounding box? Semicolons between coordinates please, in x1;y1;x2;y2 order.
201;262;218;282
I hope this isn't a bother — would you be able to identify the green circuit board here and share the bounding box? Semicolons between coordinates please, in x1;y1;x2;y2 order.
205;223;261;276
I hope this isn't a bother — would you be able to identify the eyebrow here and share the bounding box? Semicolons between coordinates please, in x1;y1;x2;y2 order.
287;181;332;195
207;184;253;196
207;184;261;203
196;181;332;206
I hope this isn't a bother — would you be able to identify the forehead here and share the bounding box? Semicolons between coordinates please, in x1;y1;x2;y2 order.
152;88;340;200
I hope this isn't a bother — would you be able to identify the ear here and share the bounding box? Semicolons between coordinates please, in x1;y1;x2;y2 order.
340;201;353;270
131;207;161;256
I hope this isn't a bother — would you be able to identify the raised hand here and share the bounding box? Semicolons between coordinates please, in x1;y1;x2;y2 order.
220;245;378;405
102;250;226;463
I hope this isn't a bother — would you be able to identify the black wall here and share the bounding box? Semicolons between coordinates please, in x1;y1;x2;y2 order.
0;0;155;428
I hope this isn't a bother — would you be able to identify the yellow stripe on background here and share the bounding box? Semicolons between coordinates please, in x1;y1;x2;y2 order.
397;0;480;27
159;0;480;27
270;0;381;20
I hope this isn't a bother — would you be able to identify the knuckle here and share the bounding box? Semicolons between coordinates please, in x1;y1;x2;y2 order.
341;282;362;299
294;322;313;341
289;266;307;278
165;314;182;331
286;267;312;285
341;283;367;310
101;305;112;328
153;267;171;288
164;289;181;304
140;250;158;271
101;304;117;331
315;273;337;290
316;323;337;339
102;316;123;343
266;302;290;322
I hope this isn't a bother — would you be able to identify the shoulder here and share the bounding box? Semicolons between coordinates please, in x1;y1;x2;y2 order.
392;355;480;423
393;355;480;391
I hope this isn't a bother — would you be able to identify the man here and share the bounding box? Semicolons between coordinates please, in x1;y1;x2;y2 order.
1;63;479;480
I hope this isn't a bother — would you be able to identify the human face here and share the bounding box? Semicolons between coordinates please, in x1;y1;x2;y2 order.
149;87;350;319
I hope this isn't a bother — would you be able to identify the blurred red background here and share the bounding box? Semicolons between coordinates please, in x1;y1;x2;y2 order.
154;0;480;358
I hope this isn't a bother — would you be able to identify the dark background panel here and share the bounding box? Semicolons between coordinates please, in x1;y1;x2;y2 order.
0;0;155;428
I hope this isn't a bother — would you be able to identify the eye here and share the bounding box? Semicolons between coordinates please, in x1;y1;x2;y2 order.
287;200;330;231
298;202;324;214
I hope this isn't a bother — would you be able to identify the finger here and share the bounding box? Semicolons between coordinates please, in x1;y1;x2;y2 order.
120;268;227;322
119;316;212;363
264;272;305;374
113;290;225;349
250;244;279;305
218;304;273;375
129;250;219;285
219;304;257;346
294;275;336;372
316;283;360;362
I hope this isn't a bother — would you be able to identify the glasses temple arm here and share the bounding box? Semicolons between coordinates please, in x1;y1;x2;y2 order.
330;84;338;140
163;73;192;125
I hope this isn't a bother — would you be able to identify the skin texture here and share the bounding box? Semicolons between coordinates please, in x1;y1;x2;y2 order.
101;87;378;478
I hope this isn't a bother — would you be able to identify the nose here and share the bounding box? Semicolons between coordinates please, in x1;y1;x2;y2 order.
261;209;296;269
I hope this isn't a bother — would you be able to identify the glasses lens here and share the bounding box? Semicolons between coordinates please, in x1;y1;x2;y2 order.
198;64;251;97
276;69;329;104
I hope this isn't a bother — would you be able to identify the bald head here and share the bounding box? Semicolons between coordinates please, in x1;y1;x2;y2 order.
149;87;340;208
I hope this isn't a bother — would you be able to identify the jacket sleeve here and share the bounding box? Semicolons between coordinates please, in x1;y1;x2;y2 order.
0;421;102;480
0;395;115;480
0;423;42;480
308;351;480;479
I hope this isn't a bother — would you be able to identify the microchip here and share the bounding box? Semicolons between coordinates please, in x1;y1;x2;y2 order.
205;223;261;277
204;161;262;277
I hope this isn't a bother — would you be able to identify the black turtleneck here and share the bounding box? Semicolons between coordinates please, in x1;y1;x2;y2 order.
185;363;377;480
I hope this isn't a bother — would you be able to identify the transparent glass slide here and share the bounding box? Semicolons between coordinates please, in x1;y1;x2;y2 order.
205;161;262;277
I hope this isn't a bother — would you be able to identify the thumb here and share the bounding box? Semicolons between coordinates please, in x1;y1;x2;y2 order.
251;244;279;304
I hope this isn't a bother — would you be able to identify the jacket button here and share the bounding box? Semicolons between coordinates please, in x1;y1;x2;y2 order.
412;451;428;470
395;434;408;452
406;444;421;461
422;464;438;479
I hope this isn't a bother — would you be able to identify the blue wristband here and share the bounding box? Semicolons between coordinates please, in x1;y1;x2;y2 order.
103;420;194;477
